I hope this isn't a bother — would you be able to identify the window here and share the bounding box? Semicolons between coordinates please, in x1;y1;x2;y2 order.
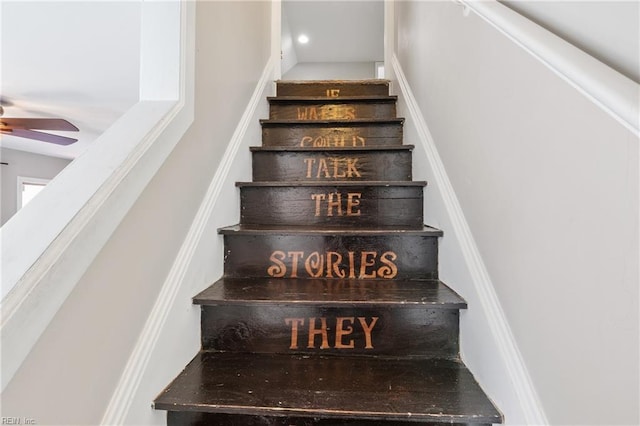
17;176;50;210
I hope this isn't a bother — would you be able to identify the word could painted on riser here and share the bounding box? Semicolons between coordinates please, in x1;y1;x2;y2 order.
300;135;367;147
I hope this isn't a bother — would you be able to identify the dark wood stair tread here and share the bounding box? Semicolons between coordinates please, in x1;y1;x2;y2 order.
276;80;391;98
218;224;443;236
250;145;414;152
277;79;390;85
236;181;427;187
268;96;398;102
154;352;502;424
193;278;466;308
260;118;405;126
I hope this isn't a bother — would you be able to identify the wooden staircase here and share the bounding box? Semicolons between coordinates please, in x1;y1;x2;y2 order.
154;80;503;425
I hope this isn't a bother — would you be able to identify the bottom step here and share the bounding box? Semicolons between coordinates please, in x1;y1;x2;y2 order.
168;411;495;425
155;352;502;425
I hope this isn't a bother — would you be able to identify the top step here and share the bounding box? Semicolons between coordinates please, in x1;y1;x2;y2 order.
277;80;390;98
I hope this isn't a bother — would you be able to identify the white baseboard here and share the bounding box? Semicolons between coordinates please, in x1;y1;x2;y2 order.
391;54;548;426
100;56;276;426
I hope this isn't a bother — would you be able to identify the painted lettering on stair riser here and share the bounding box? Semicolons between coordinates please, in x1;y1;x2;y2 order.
267;251;398;279
297;106;356;120
304;158;362;179
326;89;340;97
300;135;366;147
285;317;379;349
311;192;362;217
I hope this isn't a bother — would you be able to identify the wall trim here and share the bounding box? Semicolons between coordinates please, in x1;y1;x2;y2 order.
457;0;639;137
100;56;276;425
391;53;549;425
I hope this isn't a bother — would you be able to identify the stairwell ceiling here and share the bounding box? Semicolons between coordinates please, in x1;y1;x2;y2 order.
1;1;142;160
1;1;384;160
283;0;384;64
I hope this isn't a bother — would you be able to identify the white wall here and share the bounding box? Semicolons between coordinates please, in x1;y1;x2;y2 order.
1;1;142;159
281;6;298;76
393;1;638;425
0;148;71;225
283;61;376;80
0;2;272;424
501;0;640;83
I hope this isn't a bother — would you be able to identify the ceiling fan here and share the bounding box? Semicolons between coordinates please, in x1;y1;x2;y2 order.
0;105;79;145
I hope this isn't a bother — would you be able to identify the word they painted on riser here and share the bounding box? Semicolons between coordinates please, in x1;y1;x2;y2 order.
285;317;379;349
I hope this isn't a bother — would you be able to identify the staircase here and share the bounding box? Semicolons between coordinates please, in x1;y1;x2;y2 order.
154;80;503;425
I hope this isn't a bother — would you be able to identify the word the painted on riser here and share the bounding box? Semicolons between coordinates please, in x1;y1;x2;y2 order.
297;106;356;120
311;192;362;217
284;317;379;349
300;135;366;147
304;157;361;179
268;250;398;279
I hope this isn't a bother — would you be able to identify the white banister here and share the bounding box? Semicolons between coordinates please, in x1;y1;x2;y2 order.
457;0;639;137
0;0;193;392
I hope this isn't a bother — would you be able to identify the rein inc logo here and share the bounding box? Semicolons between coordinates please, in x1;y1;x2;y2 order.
1;418;36;425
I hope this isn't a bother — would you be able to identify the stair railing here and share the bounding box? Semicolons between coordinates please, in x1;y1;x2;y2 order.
455;0;639;137
0;0;194;393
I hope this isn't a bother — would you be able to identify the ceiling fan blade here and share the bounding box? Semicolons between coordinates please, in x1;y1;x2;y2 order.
0;118;79;131
1;128;78;145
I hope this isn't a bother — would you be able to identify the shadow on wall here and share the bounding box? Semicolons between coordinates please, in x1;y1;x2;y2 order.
283;62;380;80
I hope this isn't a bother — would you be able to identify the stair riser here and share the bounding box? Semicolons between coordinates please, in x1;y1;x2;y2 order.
239;186;423;228
277;81;390;97
261;122;403;147
269;102;396;120
168;411;491;425
223;234;439;280
252;150;412;182
201;305;459;357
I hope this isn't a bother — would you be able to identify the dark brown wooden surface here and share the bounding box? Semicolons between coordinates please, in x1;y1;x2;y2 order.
276;80;390;97
200;304;459;357
251;146;413;182
220;225;441;280
155;79;503;425
268;97;397;121
194;278;466;308
261;119;404;147
218;224;443;236
196;279;466;359
155;352;503;423
168;411;493;426
238;182;425;228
